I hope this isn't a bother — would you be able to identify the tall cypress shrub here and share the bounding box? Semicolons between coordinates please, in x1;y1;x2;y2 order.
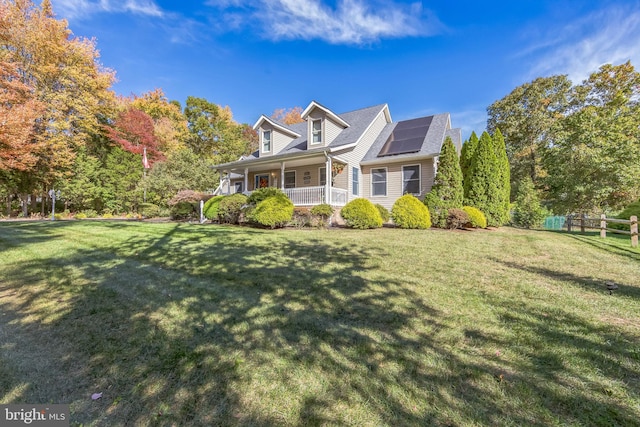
424;137;463;227
465;131;502;226
460;131;479;194
492;128;511;224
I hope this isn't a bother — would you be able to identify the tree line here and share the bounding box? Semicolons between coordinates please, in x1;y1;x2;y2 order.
0;0;257;217
488;62;640;215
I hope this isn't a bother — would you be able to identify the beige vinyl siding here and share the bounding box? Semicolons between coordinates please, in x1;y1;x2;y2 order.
333;166;348;190
362;158;436;210
339;109;390;199
324;117;343;145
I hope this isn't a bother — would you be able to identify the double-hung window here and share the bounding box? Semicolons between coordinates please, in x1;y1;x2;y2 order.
402;165;420;195
352;167;359;196
262;130;271;152
371;168;387;196
284;171;296;189
320;167;327;187
311;119;322;144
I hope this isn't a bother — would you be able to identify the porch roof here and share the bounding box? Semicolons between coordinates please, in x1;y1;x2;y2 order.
213;147;330;173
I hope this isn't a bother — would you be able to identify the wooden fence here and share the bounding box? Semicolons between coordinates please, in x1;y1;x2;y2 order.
566;214;638;248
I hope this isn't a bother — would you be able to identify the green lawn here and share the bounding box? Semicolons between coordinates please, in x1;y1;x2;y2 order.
0;221;638;426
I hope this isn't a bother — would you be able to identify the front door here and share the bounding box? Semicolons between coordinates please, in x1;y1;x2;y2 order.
255;174;269;189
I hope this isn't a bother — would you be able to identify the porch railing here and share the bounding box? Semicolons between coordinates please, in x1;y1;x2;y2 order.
282;186;347;207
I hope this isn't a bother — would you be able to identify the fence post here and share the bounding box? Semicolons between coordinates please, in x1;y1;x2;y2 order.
580;214;586;233
600;214;606;239
567;215;572;232
631;215;638;248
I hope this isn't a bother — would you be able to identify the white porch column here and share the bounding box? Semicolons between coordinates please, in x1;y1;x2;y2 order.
325;156;332;204
244;168;248;193
225;170;231;195
280;162;285;190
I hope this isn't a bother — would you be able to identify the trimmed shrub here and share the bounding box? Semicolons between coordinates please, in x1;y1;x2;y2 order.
75;212;87;219
610;200;640;231
79;209;98;218
311;203;334;227
463;206;487;228
447;208;470;230
391;194;431;229
218;193;248;224
250;194;294;228
340;198;383;229
168;190;208;220
203;195;225;221
139;203;161;218
374;203;390;223
247;187;286;205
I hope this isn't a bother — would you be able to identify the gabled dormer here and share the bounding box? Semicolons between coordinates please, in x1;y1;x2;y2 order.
301;101;350;149
252;115;301;157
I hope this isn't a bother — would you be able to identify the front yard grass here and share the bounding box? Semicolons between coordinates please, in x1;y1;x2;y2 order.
0;222;638;426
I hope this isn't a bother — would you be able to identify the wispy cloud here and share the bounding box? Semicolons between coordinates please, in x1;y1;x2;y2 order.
209;0;441;44
52;0;164;20
520;4;640;84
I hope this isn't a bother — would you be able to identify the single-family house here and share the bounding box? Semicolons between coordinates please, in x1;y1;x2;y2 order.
212;101;461;210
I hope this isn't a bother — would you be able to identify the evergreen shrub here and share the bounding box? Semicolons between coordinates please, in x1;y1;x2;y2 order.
423;193;448;228
311;203;334;227
139;203;161;218
340;198;383;229
203;195;224;221
250;194;294;228
463;206;487;228
218;193;248;224
374;204;390;223
446;208;470;230
247;187;286;205
391;194;431;229
75;212;87;219
290;208;312;228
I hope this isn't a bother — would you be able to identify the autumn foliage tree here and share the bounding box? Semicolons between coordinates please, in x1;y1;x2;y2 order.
0;61;44;171
271;106;304;125
106;107;164;165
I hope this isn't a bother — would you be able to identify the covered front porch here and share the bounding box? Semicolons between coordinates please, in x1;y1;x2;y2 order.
215;151;348;207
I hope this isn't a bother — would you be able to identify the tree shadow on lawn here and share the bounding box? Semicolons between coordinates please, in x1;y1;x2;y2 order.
0;223;639;425
495;259;640;301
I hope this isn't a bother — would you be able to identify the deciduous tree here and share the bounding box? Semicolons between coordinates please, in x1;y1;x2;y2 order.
487;75;571;193
271;106;304;125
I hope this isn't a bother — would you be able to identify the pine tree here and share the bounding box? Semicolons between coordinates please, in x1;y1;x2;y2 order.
492;128;511;224
465;131;502;226
424;137;463;227
460;131;479;197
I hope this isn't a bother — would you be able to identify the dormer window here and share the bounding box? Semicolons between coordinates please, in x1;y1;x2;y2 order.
311;119;322;144
262;130;271;152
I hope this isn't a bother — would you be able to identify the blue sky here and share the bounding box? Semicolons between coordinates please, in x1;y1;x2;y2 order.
51;0;640;139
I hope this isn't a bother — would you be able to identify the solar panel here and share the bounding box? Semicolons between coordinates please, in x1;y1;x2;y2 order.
378;116;432;157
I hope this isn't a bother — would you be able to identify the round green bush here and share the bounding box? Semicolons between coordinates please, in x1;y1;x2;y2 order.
139;203;160;218
170;202;196;220
250;194;294;228
218;193;248;224
340;198;383;229
247;187;286;205
203;195;225;221
446;208;470;230
462;206;487;228
374;203;390;223
423;192;449;228
391;194;431;229
75;212;87;219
